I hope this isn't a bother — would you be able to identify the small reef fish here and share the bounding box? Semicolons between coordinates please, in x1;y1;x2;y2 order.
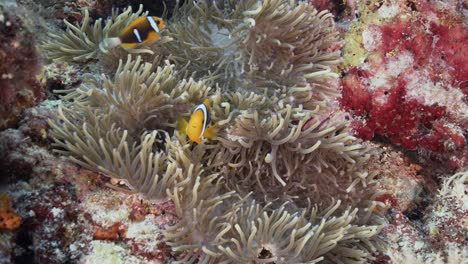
107;16;165;49
177;99;217;144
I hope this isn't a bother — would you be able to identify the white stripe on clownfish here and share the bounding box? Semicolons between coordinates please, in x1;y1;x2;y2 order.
133;28;142;43
193;103;209;139
147;16;160;33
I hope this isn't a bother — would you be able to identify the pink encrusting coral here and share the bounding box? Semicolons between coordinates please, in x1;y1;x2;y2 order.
340;0;467;166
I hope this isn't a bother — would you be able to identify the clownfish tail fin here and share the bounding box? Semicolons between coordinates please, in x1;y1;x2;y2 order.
203;123;218;140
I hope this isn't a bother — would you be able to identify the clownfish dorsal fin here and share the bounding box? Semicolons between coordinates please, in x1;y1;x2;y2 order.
125;16;147;30
202;98;210;110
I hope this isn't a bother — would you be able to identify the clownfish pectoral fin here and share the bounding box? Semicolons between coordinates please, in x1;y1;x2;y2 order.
125;17;148;31
105;37;122;49
203;124;218;140
176;118;188;134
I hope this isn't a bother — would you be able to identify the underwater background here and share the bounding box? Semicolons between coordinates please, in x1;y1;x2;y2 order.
0;0;466;263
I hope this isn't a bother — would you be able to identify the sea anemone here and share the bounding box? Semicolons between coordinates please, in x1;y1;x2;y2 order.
46;0;385;262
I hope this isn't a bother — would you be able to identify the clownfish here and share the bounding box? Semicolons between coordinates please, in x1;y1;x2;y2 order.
176;99;217;144
107;16;165;49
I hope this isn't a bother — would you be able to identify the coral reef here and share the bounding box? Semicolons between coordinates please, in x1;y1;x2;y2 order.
2;0;464;263
0;7;41;129
340;0;467;167
15;183;85;263
0;102;58;184
45;0;385;262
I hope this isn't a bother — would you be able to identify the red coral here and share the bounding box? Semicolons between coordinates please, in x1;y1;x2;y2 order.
430;21;468;93
340;1;467;164
378;18;433;66
342;69;454;151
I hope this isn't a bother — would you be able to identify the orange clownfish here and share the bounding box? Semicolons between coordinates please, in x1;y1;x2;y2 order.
177;99;217;144
107;16;165;49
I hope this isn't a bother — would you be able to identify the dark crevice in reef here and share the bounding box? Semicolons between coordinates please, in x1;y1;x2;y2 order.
13;222;35;264
403;186;433;222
